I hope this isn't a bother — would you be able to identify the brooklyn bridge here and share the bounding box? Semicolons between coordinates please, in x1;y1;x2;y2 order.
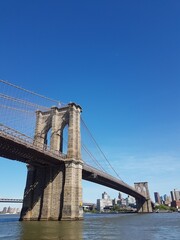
0;79;152;221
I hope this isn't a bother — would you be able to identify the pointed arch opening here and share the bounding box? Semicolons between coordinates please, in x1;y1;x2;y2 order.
61;124;69;155
44;127;52;150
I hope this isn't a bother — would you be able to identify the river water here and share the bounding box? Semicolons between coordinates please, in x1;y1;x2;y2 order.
0;213;180;240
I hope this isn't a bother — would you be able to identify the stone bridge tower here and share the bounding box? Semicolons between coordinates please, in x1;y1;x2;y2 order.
134;182;152;212
20;103;83;221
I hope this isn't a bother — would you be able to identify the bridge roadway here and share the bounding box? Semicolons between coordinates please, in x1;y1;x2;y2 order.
0;198;23;203
0;124;146;200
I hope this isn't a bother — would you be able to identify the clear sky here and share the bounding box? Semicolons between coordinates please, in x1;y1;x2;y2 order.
0;0;180;210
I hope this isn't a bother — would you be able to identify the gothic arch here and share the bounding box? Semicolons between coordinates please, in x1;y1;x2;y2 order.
34;103;82;159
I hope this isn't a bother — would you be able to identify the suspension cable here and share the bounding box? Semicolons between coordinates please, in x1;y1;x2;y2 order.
0;104;36;114
81;117;122;180
1;79;122;179
0;79;66;106
0;93;48;110
52;124;106;173
82;143;107;173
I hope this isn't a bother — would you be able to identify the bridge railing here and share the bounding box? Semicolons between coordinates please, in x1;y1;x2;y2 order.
0;123;67;159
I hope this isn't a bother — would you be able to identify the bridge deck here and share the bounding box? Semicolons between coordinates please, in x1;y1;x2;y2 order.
83;165;146;199
0;125;146;200
0;124;66;166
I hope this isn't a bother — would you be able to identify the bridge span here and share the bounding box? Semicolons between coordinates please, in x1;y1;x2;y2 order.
0;81;152;221
0;123;147;200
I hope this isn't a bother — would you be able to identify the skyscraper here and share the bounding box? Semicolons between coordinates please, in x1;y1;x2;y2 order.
170;191;175;201
118;192;122;200
154;192;161;204
174;189;180;201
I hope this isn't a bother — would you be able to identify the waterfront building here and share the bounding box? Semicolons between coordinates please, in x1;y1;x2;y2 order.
2;207;7;214
126;196;136;207
160;196;163;204
171;200;180;209
170;191;175;201
112;198;118;205
97;192;136;211
118;192;122;200
117;198;127;207
97;192;113;211
164;194;168;201
83;203;95;211
102;192;109;200
174;189;180;201
154;192;161;204
0;206;20;214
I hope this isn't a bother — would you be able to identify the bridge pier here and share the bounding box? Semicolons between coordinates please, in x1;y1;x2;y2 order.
20;160;83;221
134;182;152;213
20;164;64;221
20;103;83;221
135;198;152;213
61;160;83;220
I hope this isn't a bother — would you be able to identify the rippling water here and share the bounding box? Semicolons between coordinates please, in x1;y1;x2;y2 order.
0;213;180;240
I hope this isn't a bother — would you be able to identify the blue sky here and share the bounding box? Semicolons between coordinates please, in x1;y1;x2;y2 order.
0;0;180;209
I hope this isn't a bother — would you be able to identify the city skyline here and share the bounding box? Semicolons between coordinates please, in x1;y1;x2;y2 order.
1;186;180;211
1;186;180;212
0;1;180;207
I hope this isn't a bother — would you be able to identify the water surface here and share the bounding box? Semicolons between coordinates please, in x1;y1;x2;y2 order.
0;213;180;240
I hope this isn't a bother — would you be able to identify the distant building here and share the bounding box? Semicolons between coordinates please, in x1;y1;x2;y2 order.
154;192;161;204
118;192;122;200
170;191;175;202
83;203;95;211
164;194;168;201
174;189;180;201
160;196;164;204
96;192;136;211
7;206;11;213
0;206;20;214
102;192;109;200
164;195;171;206
117;198;127;207
2;207;7;214
171;200;180;209
112;198;118;206
126;196;136;207
97;192;113;211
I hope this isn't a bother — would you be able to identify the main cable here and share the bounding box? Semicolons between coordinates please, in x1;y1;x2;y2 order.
0;93;48;110
0;79;66;106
